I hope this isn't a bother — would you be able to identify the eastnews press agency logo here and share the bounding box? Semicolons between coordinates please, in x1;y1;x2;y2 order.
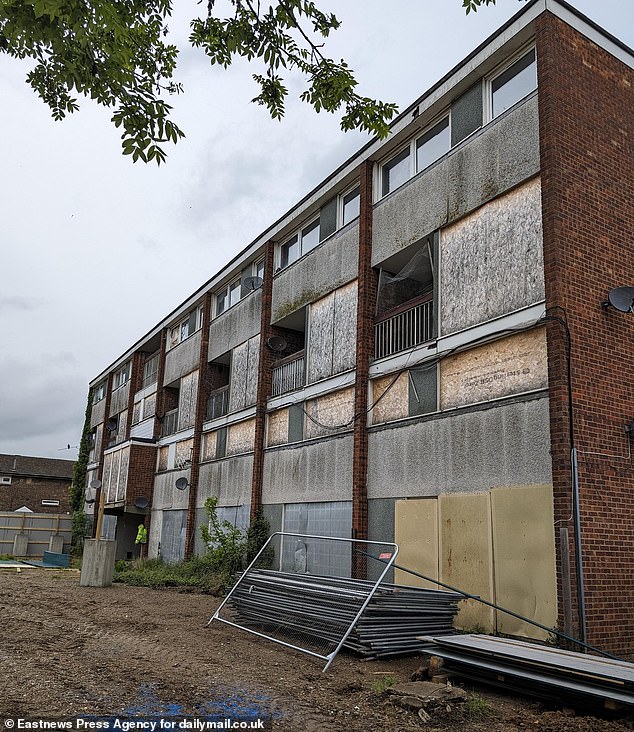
2;720;267;731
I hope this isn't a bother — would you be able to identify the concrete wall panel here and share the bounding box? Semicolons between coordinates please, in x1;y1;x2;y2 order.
262;435;353;504
272;224;358;323
367;397;551;499
440;178;544;335
198;455;253;508
208;291;262;362
164;331;202;386
441;328;548;409
372;96;540;267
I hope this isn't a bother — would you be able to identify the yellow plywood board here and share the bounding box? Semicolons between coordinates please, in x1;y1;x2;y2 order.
370;372;409;425
227;418;256;456
394;498;438;589
439;493;495;632
491;484;557;640
304;387;355;439
267;408;289;447
440;328;548;410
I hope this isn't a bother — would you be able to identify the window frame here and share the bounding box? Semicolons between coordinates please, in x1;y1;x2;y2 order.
378;112;451;200
278;214;321;270
485;46;537;122
214;259;264;319
92;381;106;404
339;184;361;228
167;305;204;350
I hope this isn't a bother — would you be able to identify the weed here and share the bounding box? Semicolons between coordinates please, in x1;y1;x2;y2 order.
372;675;396;694
464;695;493;719
0;554;15;561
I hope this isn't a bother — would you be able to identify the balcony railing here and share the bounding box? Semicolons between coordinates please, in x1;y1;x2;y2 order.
161;408;179;437
206;385;229;421
374;298;434;360
271;350;305;397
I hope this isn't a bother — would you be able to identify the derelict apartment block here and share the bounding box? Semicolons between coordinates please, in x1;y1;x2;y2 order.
85;0;634;655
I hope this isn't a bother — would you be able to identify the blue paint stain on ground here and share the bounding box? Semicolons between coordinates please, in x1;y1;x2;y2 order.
87;681;282;722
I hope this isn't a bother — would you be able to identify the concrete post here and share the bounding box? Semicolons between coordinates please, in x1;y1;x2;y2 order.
48;534;65;553
13;533;28;557
80;539;116;587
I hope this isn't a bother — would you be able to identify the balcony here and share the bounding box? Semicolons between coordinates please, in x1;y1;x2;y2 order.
271;350;305;397
206;385;229;421
374;298;434;360
161;408;179;438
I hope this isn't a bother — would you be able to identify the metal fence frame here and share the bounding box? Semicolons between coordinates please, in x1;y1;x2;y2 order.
210;532;398;671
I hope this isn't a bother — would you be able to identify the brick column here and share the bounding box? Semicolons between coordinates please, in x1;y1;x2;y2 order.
185;293;213;558
250;240;276;521
352;160;376;550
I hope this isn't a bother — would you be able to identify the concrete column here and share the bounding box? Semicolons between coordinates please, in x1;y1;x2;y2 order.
13;533;28;557
48;534;65;553
80;539;116;587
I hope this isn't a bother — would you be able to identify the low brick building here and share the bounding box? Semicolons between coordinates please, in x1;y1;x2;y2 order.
0;454;74;514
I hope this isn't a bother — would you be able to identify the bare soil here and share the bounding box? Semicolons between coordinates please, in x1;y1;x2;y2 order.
0;570;630;731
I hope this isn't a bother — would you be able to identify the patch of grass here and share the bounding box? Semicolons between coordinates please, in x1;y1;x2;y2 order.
0;554;15;561
464;695;493;719
372;675;396;694
113;555;228;594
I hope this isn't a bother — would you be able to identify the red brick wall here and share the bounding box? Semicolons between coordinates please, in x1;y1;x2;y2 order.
126;444;157;510
0;477;71;513
537;13;634;655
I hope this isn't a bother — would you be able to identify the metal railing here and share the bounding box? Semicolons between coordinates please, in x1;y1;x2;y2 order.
374;299;434;360
206;385;229;421
161;408;179;437
271;351;305;397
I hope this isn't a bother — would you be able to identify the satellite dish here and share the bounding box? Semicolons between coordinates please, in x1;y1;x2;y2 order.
175;477;189;491
134;496;149;509
243;276;263;292
607;287;634;313
266;335;288;352
105;418;118;432
84;498;96;505
90;479;102;490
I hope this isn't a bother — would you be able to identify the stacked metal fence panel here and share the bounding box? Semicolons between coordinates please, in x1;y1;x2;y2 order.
228;570;461;659
420;634;634;708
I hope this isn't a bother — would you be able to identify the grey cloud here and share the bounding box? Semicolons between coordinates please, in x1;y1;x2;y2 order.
0;295;45;311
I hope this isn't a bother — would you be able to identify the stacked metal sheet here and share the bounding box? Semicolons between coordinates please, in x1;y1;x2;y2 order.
228;569;461;659
420;634;634;708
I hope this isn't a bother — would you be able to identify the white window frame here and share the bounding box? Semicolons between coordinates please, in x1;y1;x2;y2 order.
278;215;322;270
378;112;451;200
92;381;106;404
167;305;205;349
41;499;60;507
214;260;265;318
113;362;131;390
339;184;361;228
1;476;11;485
485;45;537;123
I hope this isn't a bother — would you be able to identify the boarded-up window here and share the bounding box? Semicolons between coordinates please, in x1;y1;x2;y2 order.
371;365;437;425
305;388;354;440
227;419;256;456
229;335;260;412
178;370;199;429
307;282;357;383
158;446;169;472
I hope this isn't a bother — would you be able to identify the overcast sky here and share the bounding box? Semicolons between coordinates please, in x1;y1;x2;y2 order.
0;0;632;461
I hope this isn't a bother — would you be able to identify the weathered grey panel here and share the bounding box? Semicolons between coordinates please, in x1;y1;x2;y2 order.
160;509;187;564
163;331;201;386
178;370;199;430
368;499;395;583
272;223;358;323
90;398;106;428
440;178;543;335
152;469;191;510
208;291;262;362
198;455;253;509
246;336;260;406
307;294;335;383
367;396;551;499
451;81;483;147
229;335;260;412
307;282;357;383
262;504;283;535
262;435;353;504
372;95;540;266
109;383;130;416
148;509;162;558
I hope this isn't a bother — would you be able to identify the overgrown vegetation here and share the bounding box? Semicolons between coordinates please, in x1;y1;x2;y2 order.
114;497;271;594
69;390;93;556
464;695;494;720
372;675;396;695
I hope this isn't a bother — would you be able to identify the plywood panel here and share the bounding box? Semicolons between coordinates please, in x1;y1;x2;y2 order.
267;408;289;447
439;493;495;631
245;335;260;407
371;373;409;425
227;418;256;456
175;438;194;468
308;293;335;383
491;484;557;639
394;498;438;589
304;387;354;440
440;328;547;410
178;370;199;429
229;341;249;412
332;282;357;374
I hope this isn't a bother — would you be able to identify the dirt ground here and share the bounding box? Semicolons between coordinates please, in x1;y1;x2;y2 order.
0;569;631;731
